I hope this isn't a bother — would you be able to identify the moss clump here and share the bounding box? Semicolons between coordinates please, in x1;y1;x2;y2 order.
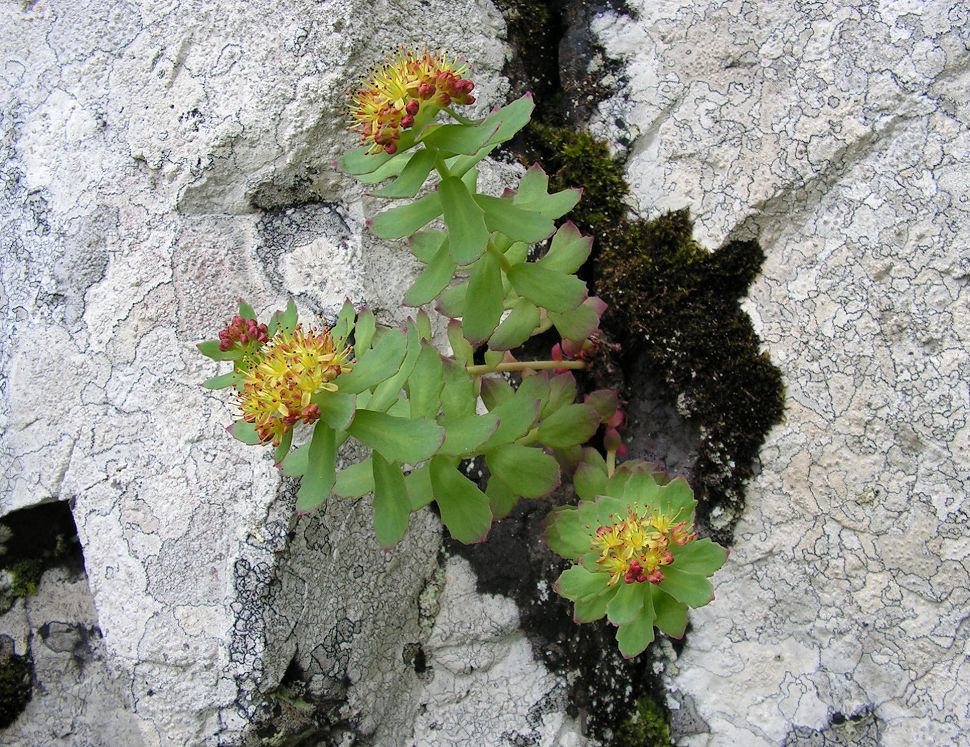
8;559;43;598
0;650;32;728
529;125;785;541
615;695;672;747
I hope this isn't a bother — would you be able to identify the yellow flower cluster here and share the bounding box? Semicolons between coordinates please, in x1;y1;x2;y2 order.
349;49;476;154
239;326;353;445
592;506;697;586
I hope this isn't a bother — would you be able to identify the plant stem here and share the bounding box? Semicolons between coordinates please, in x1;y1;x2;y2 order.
434;153;451;179
465;360;586;375
606;448;617;477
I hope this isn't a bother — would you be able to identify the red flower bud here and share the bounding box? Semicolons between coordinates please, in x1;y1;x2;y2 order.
406;99;420;116
400;114;414;129
384;142;397;154
418;82;435;99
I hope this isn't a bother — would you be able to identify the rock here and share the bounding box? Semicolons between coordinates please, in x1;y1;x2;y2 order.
0;566;142;746
0;1;580;744
592;1;969;744
412;556;586;747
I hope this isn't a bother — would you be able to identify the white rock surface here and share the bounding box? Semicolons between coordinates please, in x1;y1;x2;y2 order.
0;1;589;745
412;556;587;747
594;1;968;744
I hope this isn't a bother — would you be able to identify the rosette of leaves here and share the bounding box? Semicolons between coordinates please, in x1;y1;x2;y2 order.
545;455;728;657
342;94;606;352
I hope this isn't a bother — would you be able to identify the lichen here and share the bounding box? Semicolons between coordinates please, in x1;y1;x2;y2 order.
528;124;785;542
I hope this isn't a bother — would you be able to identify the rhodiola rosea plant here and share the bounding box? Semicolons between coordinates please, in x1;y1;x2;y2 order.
199;49;726;657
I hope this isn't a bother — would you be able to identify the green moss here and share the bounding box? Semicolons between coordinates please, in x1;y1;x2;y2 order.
615;695;672;747
0;651;32;728
9;559;43;598
529;125;785;541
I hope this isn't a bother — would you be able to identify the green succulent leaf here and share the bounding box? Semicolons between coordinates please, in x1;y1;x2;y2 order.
485;475;518;519
197;340;242;361
237;299;257;321
545;506;590;560
368;326;422;412
658;566;715;608
281;443;309;477
310;391;356;431
595;496;627;527
574;461;608;502
485;444;560;498
616;605;657;659
331;300;357;348
652;587;689;638
480;376;514;410
371;192;443;239
353;309;376;354
479;397;540;450
337;328;406;394
279;299;298;334
405;464;434;510
484;93;535;144
543;373;577;417
584;389;618;421
272;430;294;466
203;371;239;390
488;298;540;351
372;451;410;548
440;413;501;456
340;145;395;175
437;282;468;318
446;321;475;367
334;458;374;498
475;195;555;243
409;230;447;263
461;251;504;343
354;150;414;184
439;359;477;420
230;420;261;446
554;565;608;601
513;164;583;220
429;457;493;544
507;263;586;313
606;581;648;626
422;121;501;155
659;478;697;521
347;409;445;464
670;539;728;576
539;222;593;274
371;147;437;198
414;309;434;341
407;343;444;420
549;297;607;342
439;176;489;265
536;404;602;448
404;239;458;307
296;422;337;512
574;588;615;623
